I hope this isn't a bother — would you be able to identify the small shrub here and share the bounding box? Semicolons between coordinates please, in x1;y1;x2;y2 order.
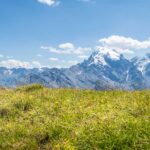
0;108;10;118
13;100;32;111
16;84;43;92
35;132;50;145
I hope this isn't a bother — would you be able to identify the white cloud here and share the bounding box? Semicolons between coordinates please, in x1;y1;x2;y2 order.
0;55;14;59
74;47;91;55
0;59;42;69
59;43;74;50
41;42;91;55
41;46;71;54
78;55;88;59
37;0;59;6
32;61;42;68
37;0;92;6
96;46;134;55
99;35;150;51
49;57;59;61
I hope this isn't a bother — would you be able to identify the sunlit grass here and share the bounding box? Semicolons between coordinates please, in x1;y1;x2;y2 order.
0;84;150;150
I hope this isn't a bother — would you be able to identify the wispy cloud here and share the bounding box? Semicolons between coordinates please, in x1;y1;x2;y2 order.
41;42;91;56
58;43;74;50
37;0;59;6
37;0;93;6
78;55;88;59
0;59;42;68
0;54;13;59
49;57;59;61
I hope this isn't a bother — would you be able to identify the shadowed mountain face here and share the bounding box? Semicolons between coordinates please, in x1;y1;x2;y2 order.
0;49;150;90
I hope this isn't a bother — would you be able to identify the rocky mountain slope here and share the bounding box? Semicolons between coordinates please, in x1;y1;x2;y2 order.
0;49;150;90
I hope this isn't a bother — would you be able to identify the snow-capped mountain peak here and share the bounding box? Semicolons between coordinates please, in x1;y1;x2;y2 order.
97;47;121;60
88;47;121;66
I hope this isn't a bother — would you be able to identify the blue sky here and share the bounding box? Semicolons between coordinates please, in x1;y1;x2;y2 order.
0;0;150;68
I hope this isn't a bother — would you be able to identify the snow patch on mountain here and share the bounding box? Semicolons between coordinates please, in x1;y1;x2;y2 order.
96;47;121;60
133;54;150;74
89;47;121;66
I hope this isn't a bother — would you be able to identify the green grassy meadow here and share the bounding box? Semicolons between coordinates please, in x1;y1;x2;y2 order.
0;84;150;150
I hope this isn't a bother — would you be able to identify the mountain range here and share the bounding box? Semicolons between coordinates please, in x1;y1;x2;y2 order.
0;48;150;90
